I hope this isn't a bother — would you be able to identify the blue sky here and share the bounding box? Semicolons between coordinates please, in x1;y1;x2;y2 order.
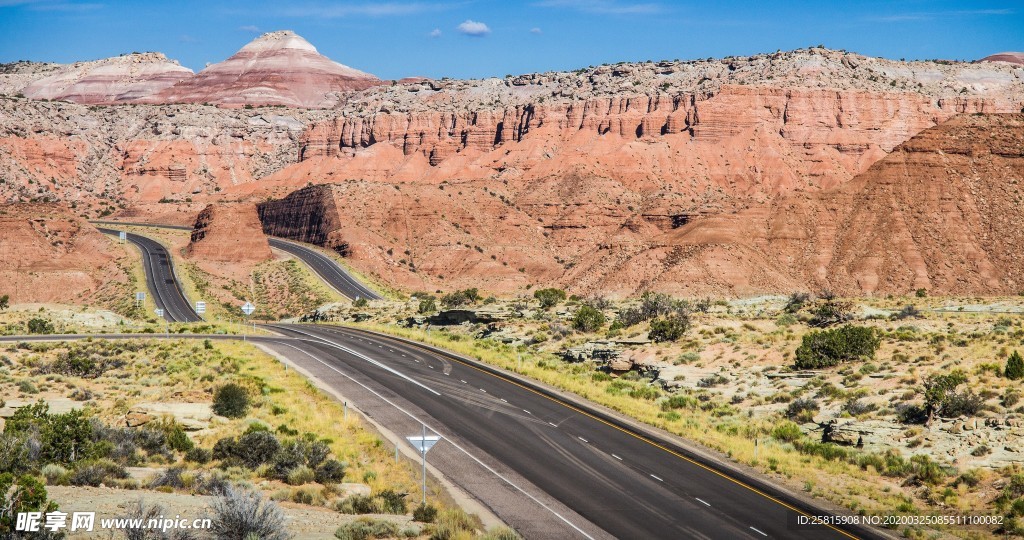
0;0;1020;80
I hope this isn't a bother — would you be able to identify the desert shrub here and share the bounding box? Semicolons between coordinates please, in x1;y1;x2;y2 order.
697;374;728;388
149;466;188;489
628;385;660;400
771;421;803;442
334;517;400;540
413;503;438;523
5;402;94;466
661;395;697;411
165;423;194;453
271;436;331;480
336;489;407;515
1007;350;1024;380
922;370;980;420
915;288;928;298
69;459;128;486
238;430;281;468
286;465;316;486
533;288;567;309
892;305;922;320
431;508;477;540
40;464;68;485
648;315;690;343
794;326;879;369
208;485;289;540
808;292;854;327
315;459;346;484
843;399;877;416
572;305;605;332
185;447;212;464
417;295;437;314
785;398;819;422
784;292;811;313
895;402;928;424
27;318;55;334
353;298;369;308
440;288;480;308
0;474;60;536
614;307;645;328
212;383;250;418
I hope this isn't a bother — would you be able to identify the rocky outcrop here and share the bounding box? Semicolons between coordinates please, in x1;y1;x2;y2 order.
151;31;381;108
186;203;272;263
980;52;1024;65
572;113;1024;296
0;203;130;304
21;53;193;104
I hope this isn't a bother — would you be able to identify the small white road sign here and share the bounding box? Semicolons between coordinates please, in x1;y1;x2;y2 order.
241;302;255;316
195;301;206;315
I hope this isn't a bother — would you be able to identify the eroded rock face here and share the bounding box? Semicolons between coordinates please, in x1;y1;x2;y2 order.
21;53;193;104
589;113;1024;296
151;31;381;108
0;203;129;303
186;203;272;263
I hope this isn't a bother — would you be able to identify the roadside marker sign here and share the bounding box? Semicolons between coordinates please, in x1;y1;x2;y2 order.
406;435;440;454
118;231;127;243
241;302;255;316
154;308;164;318
195;301;206;315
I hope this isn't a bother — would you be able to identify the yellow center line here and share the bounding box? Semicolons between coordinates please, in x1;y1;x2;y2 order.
341;326;862;540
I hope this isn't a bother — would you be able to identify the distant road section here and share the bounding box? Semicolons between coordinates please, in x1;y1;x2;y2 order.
91;221;382;301
97;228;202;323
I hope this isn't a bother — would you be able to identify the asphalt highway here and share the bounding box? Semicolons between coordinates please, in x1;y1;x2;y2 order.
91;220;382;301
260;324;880;540
97;228;201;323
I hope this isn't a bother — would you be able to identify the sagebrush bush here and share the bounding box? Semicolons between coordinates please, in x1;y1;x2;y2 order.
412;503;437;523
212;383;250;418
208;485;289;540
794;326;879;369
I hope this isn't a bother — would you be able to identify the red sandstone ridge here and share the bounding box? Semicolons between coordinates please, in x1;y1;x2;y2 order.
569;113;1024;297
0;203;130;304
20;53;192;104
151;31;381;108
980;52;1024;65
186;203;272;263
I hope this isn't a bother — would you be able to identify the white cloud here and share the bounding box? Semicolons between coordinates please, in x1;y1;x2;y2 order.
428;28;442;38
530;27;542;34
239;25;261;33
457;19;490;36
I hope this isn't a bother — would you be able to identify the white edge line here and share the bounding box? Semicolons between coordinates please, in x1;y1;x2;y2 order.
749;526;768;537
282;326;440;396
650;474;663;482
611;454;622;461
695;497;710;507
268;339;596;540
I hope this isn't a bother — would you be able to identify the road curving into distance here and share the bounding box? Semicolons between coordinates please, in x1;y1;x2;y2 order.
91;220;382;301
97;228;201;323
0;324;887;539
259;323;885;540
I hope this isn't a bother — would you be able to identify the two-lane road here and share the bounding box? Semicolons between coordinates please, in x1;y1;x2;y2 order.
98;228;201;323
261;324;878;540
91;221;382;301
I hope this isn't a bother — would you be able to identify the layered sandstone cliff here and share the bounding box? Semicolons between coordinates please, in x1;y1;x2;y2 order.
566;113;1024;296
0;203;131;304
186;203;272;263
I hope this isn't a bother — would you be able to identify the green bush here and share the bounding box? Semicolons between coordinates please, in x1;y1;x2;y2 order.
1006;350;1024;380
440;288;480;308
572;305;605;332
794;325;879;369
533;288;567;309
27;318;55;335
413;503;437;523
785;398;819;422
334;517;400;540
417;295;437;314
771;421;803;442
212;383;250;418
648;315;690;342
315;459;346;483
185;447;212;464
